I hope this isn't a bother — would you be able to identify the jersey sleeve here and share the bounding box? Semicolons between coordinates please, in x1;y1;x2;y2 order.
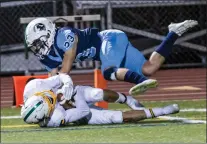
39;58;61;72
23;77;62;102
47;106;66;127
56;28;76;52
42;63;53;72
64;89;90;123
41;75;62;90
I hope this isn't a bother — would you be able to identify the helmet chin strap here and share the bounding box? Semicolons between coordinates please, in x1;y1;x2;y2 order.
44;46;51;55
30;35;51;57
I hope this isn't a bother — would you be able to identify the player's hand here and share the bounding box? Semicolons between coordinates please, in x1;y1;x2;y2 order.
56;90;67;105
59;84;74;101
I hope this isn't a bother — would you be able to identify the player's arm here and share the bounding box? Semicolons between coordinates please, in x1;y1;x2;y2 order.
57;94;74;110
42;74;72;88
47;88;90;127
62;89;90;123
48;68;59;77
61;102;74;110
56;28;78;74
41;74;74;101
59;35;78;74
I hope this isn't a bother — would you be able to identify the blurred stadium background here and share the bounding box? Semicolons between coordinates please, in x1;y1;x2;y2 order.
0;1;206;143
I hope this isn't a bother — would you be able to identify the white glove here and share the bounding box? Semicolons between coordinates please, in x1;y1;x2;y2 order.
57;73;74;100
56;84;74;101
61;84;74;100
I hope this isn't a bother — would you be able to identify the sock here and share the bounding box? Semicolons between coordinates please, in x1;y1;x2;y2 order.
115;92;127;103
155;32;178;59
124;70;147;84
110;72;117;80
144;108;164;118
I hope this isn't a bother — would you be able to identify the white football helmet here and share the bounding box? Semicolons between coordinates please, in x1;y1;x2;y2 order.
25;18;56;59
21;95;50;124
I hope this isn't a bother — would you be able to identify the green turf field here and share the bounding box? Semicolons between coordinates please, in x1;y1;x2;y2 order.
1;100;206;143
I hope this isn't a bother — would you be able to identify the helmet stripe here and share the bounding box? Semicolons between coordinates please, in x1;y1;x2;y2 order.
34;90;57;117
24;101;42;122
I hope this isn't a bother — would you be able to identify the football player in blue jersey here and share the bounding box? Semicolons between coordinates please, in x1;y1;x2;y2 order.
25;18;198;97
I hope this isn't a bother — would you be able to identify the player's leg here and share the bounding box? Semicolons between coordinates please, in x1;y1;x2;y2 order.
87;104;179;125
102;89;145;110
142;20;198;76
100;30;157;95
76;85;144;109
129;20;198;95
117;43;158;95
123;104;179;122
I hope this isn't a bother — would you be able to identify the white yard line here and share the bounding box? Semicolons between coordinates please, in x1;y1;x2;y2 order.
180;108;206;112
159;116;206;124
1;116;22;119
1;108;206;120
160;108;206;124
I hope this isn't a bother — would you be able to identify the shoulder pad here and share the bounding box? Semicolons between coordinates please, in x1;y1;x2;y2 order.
56;27;76;52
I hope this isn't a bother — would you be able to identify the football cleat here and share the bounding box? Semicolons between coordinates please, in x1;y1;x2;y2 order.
129;79;158;96
168;20;198;36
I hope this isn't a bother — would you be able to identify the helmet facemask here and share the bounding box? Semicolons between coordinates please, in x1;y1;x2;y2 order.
29;35;51;59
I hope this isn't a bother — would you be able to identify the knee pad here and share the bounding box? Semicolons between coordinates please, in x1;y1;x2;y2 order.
103;66;118;81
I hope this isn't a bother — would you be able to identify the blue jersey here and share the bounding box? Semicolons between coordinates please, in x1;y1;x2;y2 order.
39;27;102;71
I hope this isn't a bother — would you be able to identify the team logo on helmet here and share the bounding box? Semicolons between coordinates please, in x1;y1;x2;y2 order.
34;23;46;32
